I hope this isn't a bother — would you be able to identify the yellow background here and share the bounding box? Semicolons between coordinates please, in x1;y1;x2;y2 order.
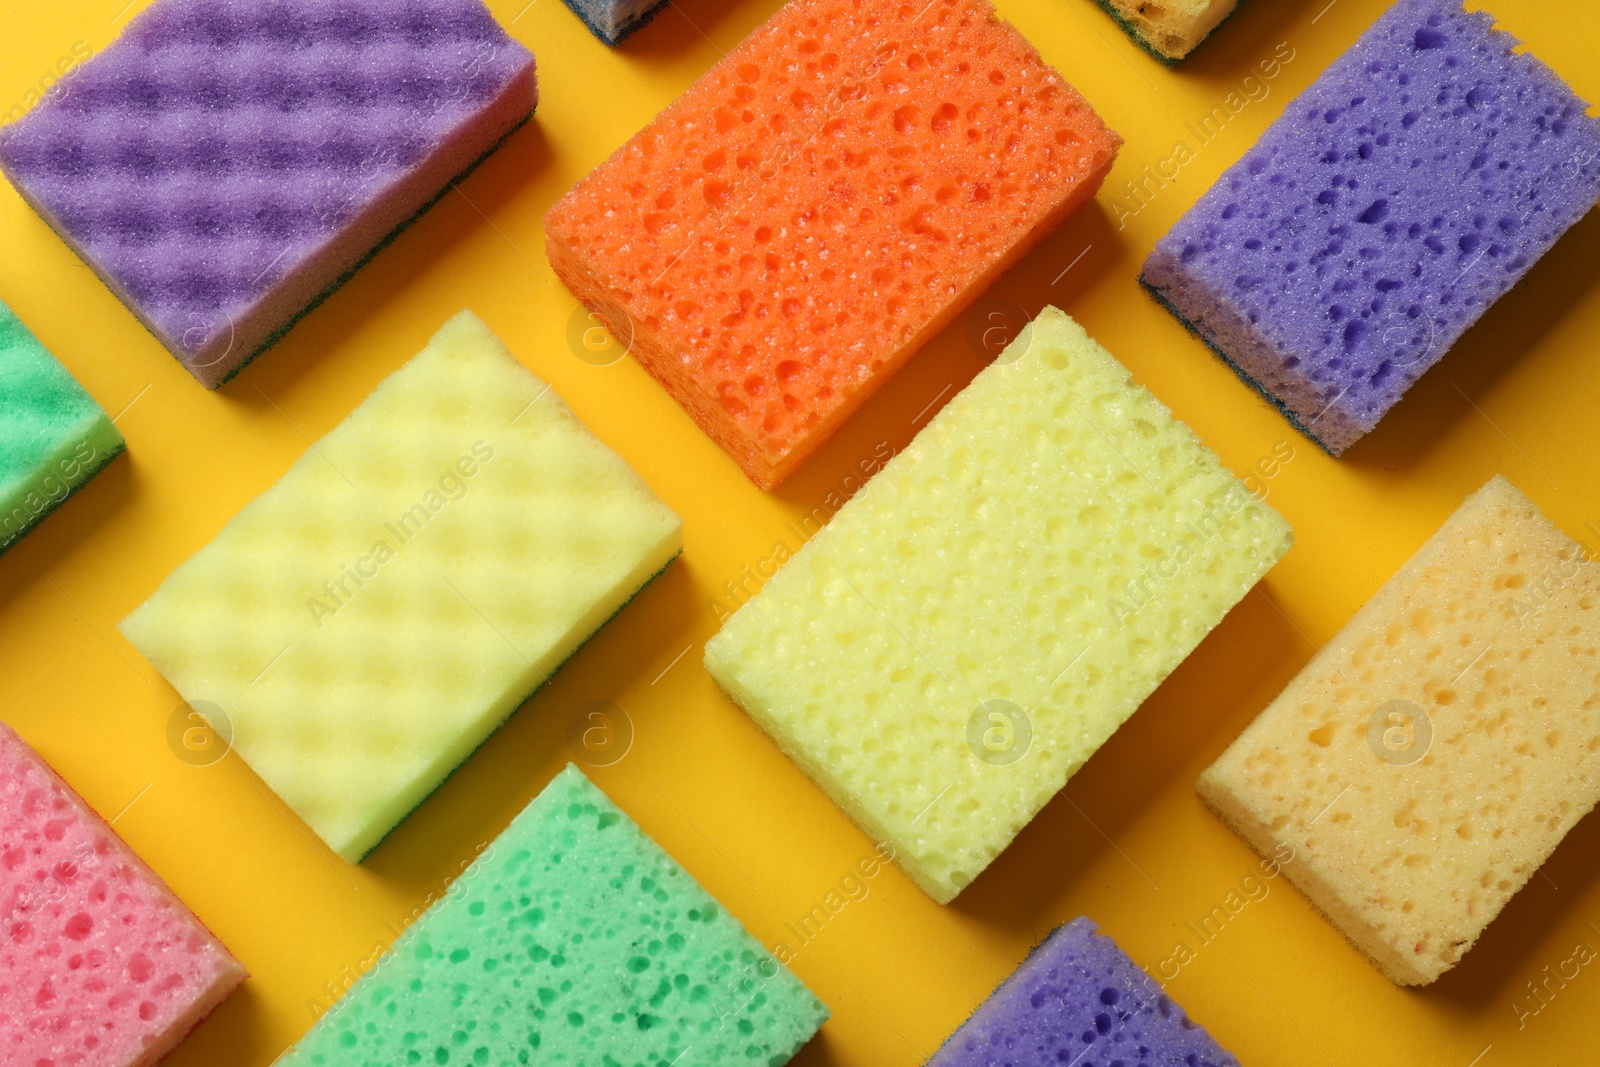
3;0;1598;1063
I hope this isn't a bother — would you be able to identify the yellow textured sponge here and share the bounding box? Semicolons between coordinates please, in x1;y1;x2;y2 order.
705;307;1292;902
121;312;682;863
1199;476;1600;985
1094;0;1239;62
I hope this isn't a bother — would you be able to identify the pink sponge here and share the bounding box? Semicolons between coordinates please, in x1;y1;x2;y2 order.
0;723;245;1067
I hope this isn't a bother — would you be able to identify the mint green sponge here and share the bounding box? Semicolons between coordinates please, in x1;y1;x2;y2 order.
0;301;123;553
276;766;828;1066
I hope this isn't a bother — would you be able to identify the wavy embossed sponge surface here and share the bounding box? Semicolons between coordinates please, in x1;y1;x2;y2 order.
0;722;245;1067
275;765;828;1067
928;918;1239;1067
705;308;1293;902
0;300;124;554
1200;476;1600;985
0;0;537;388
545;0;1120;490
1142;0;1600;454
120;312;682;863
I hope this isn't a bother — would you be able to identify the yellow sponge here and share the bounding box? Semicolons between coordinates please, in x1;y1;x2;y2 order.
1094;0;1239;62
121;312;682;863
705;307;1292;902
1199;476;1600;985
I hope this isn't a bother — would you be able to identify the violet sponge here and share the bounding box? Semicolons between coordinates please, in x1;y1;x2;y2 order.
1142;0;1600;454
0;0;537;388
928;918;1239;1067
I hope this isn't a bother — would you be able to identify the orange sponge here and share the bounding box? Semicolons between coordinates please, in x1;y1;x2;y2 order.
545;0;1120;489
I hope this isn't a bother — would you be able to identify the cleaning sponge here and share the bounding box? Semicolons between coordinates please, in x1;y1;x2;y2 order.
120;312;682;863
1092;0;1241;63
1199;476;1600;984
274;765;828;1066
1142;0;1600;454
0;300;124;554
928;918;1239;1067
0;0;537;388
0;722;245;1067
705;307;1292;902
560;0;669;45
545;0;1120;489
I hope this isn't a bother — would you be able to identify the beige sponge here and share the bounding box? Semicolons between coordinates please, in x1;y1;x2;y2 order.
1094;0;1239;62
706;307;1292;903
1199;476;1600;985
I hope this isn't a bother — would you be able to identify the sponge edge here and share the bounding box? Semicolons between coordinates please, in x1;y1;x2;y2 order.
1092;0;1240;62
928;918;1240;1067
0;302;125;554
274;765;828;1066
560;0;669;44
707;307;1292;902
120;312;683;863
544;0;1121;490
0;723;246;1067
0;0;538;388
1141;0;1600;454
1199;476;1600;984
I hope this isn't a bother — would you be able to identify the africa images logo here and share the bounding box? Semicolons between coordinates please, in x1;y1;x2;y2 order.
0;438;105;549
305;441;495;627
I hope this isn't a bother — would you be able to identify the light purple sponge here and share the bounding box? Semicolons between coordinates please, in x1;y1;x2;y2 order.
0;0;536;388
927;918;1240;1067
1142;0;1600;454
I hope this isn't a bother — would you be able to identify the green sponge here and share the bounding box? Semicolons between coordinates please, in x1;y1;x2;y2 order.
706;307;1293;903
275;766;828;1066
0;301;124;553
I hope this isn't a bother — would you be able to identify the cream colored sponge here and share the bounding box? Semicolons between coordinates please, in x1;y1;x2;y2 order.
705;307;1292;902
1199;476;1600;985
121;312;682;863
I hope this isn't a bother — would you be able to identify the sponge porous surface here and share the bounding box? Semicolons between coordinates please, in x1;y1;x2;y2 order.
1093;0;1240;62
0;0;537;387
0;724;245;1067
706;308;1292;902
545;0;1120;489
120;313;683;864
0;301;124;553
274;766;828;1067
1142;0;1600;453
928;917;1239;1067
1200;476;1600;984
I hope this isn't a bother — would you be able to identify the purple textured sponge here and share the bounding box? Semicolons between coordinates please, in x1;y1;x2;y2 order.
0;0;536;389
927;918;1239;1067
1142;0;1600;454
